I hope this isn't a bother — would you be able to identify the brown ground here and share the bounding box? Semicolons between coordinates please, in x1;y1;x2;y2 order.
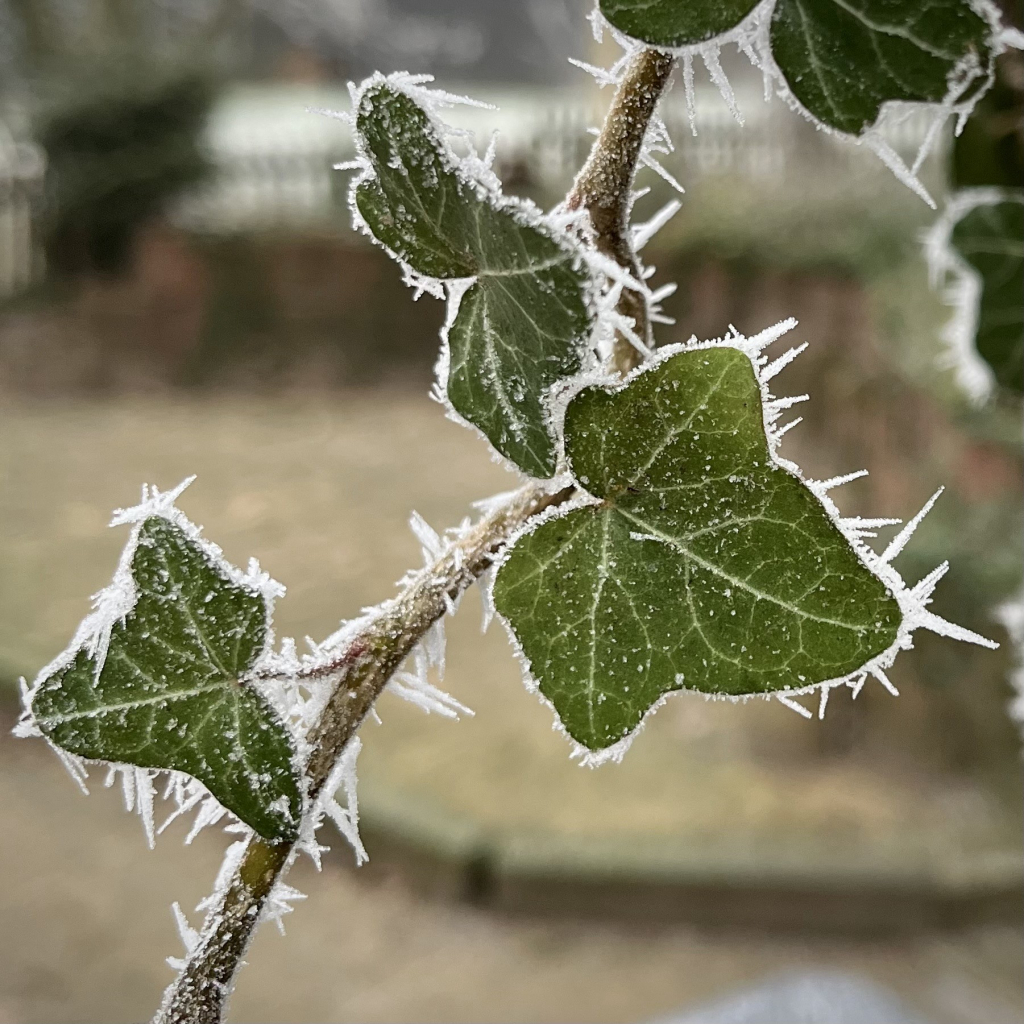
1;393;1021;1023
0;731;1021;1024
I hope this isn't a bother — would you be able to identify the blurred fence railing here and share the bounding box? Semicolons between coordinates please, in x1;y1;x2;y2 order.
0;82;943;298
173;82;943;233
0;125;45;300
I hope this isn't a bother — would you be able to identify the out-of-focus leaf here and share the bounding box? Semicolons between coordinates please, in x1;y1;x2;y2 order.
354;82;592;479
951;196;1024;394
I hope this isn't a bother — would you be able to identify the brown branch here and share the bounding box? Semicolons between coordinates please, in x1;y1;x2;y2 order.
154;44;676;1024
154;482;570;1024
567;48;676;376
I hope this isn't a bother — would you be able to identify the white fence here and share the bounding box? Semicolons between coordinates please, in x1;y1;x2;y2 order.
1;80;944;297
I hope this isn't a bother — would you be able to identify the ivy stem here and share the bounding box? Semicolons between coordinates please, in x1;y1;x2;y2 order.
154;482;570;1024
153;46;675;1024
566;47;676;376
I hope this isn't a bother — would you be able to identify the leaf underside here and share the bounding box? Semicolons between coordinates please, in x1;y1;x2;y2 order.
952;197;1024;395
493;348;901;751
601;0;992;135
354;82;592;479
32;518;302;841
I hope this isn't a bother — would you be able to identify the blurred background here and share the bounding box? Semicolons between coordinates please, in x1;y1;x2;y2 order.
0;2;1021;1023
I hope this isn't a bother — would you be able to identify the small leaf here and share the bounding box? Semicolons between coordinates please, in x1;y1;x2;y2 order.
952;53;1024;191
599;0;759;46
951;196;1024;394
32;517;302;841
494;347;901;752
354;81;592;478
769;0;992;135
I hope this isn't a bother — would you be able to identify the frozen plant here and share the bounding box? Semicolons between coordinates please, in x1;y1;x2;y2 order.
15;3;1020;1022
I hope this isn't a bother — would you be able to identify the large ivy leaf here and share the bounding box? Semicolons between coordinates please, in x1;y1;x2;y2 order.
951;197;1024;395
31;517;302;842
600;0;993;136
493;347;901;752
353;81;592;479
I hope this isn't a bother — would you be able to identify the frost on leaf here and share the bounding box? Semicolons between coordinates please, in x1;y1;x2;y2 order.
925;189;1023;399
599;0;760;47
597;0;997;195
28;516;303;843
351;79;593;479
767;0;992;136
948;194;1023;395
494;325;994;757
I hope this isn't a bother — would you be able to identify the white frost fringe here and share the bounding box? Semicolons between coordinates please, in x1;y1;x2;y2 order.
334;71;677;479
923;187;1022;403
14;478;370;867
586;0;1011;207
491;317;998;767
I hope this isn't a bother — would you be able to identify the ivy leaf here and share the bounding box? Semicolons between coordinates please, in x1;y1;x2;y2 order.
952;52;1024;191
770;0;992;135
31;517;302;842
353;81;592;479
951;196;1024;395
493;347;901;752
599;0;993;136
598;0;759;46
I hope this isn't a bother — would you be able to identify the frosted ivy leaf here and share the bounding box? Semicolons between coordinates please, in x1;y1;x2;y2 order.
949;195;1023;395
599;0;759;46
353;81;593;479
493;346;901;752
599;0;994;136
31;517;302;842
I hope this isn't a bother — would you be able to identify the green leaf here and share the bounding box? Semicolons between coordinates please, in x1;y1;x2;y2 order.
31;517;302;841
599;0;993;137
952;53;1024;191
493;347;902;752
770;0;992;135
599;0;759;46
353;80;592;479
951;196;1024;395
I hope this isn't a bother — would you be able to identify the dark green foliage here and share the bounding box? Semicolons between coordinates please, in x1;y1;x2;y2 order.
599;0;759;46
495;348;901;751
600;0;993;136
354;81;593;478
953;51;1024;190
32;518;302;841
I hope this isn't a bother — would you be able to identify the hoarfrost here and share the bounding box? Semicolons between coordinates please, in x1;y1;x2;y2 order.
14;478;298;849
922;186;1020;402
587;0;1011;204
492;317;997;767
